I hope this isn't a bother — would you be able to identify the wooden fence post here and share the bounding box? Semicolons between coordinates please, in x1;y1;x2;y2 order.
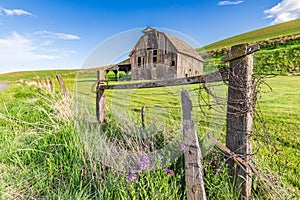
56;74;69;99
141;106;146;128
181;90;206;200
48;78;54;93
222;43;259;199
96;70;106;123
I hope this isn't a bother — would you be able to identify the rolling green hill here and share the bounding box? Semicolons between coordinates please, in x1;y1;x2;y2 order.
0;69;77;82
203;18;300;51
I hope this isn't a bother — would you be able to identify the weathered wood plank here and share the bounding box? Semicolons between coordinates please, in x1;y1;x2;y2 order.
56;75;69;98
207;134;259;176
141;106;146;128
96;70;106;123
222;44;259;63
100;69;228;90
48;78;54;93
181;90;207;200
224;43;255;199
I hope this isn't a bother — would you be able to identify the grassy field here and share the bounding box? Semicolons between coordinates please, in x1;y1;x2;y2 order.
0;69;77;82
256;75;300;196
203;18;300;51
0;72;299;198
208;37;300;75
0;77;239;199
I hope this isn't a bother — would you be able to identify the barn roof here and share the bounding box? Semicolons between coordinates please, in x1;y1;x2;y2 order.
164;33;204;62
130;27;203;62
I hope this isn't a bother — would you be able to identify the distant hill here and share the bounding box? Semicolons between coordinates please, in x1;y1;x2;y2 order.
203;18;300;51
0;70;78;82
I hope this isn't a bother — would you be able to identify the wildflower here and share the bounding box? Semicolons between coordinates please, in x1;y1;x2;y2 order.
127;173;138;183
113;178;117;183
130;167;137;173
140;154;151;170
164;168;174;176
180;143;186;151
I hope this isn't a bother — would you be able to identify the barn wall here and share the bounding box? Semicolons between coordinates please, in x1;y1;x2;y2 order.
176;54;203;78
131;31;179;80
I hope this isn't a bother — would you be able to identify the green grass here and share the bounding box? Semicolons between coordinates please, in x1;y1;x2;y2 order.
1;74;299;199
207;37;300;75
254;75;300;196
203;18;300;51
0;83;239;199
0;69;78;82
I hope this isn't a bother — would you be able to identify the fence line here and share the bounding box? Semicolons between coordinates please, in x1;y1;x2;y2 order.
95;43;259;200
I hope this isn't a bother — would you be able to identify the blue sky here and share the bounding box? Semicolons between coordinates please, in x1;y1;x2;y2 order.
0;0;299;74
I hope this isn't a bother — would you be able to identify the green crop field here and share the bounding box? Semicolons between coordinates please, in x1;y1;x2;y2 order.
203;18;300;51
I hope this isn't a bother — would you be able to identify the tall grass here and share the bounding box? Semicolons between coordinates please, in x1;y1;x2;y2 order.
1;74;298;199
0;83;241;199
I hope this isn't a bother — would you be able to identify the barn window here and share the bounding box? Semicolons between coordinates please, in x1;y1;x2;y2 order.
138;57;142;66
171;60;176;66
153;50;158;63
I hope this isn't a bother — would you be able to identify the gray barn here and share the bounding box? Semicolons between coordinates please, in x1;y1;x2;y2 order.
130;27;204;80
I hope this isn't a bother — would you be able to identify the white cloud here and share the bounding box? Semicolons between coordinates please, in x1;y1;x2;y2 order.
0;32;79;73
264;0;300;24
0;8;32;16
0;32;57;62
218;1;243;6
35;31;80;40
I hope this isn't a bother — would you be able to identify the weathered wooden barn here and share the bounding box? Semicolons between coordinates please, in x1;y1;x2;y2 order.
130;27;204;80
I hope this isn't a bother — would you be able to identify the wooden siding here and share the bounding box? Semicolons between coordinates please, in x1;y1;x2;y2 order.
131;28;203;80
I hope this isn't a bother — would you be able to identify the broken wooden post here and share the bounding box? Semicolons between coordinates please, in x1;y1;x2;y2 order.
181;90;206;200
48;78;54;93
222;43;259;199
96;70;106;123
56;74;69;98
141;106;146;128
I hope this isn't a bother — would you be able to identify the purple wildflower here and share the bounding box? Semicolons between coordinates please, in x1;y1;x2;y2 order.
164;168;174;176
180;143;186;151
144;143;149;148
140;154;151;170
130;167;137;173
113;178;117;183
127;173;138;183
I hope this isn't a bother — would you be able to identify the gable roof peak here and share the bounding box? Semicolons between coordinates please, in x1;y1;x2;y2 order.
143;26;156;33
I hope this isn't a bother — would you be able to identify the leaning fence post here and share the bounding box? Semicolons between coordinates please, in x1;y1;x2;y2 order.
56;74;69;99
48;78;54;93
96;70;106;123
222;43;259;199
181;90;206;200
141;106;146;128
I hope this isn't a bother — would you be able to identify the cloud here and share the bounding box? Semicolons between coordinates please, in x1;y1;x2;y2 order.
35;31;80;40
0;8;32;16
218;1;243;6
0;32;58;62
264;0;300;24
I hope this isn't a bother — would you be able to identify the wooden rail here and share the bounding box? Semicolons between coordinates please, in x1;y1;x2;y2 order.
98;69;228;90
